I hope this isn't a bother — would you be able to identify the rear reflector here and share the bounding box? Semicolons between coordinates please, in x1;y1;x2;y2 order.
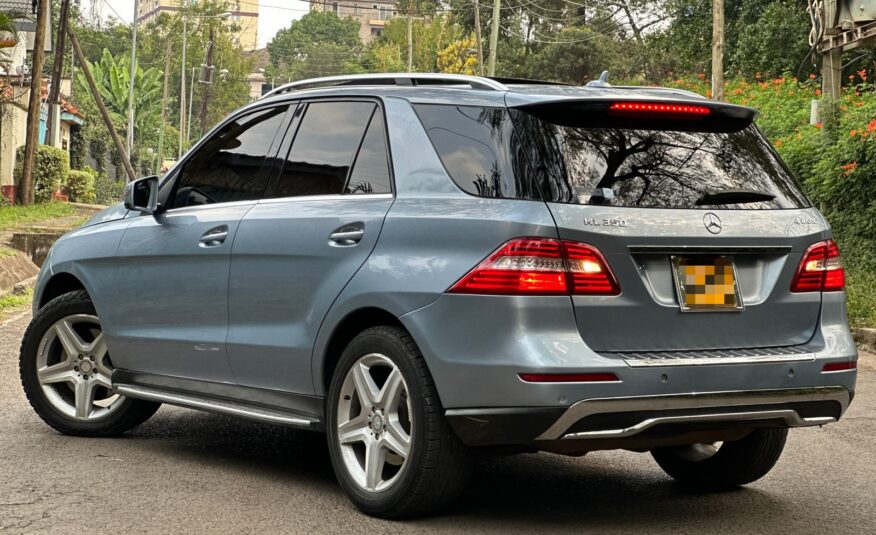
822;361;857;373
519;373;620;383
448;238;620;296
609;102;712;116
790;240;845;292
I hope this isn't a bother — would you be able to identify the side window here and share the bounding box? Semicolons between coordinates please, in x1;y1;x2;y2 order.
413;104;541;200
345;110;392;194
268;101;375;198
172;106;287;208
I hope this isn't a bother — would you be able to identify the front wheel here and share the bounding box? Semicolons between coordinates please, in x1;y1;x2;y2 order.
651;428;788;489
326;326;472;518
20;290;161;436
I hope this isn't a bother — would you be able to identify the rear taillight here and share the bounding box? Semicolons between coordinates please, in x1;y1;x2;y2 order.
448;238;620;296
822;361;857;373
790;240;845;292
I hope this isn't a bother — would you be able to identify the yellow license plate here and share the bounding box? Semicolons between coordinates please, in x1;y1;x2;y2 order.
672;256;743;312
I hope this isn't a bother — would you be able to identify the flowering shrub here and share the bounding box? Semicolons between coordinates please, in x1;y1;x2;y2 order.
665;74;876;325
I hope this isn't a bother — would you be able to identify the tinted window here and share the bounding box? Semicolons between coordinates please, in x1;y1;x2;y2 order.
414;104;540;200
345;111;392;194
510;109;809;209
269;101;375;198
173;106;287;207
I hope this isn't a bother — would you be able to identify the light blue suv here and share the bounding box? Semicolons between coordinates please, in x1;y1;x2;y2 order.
20;74;857;517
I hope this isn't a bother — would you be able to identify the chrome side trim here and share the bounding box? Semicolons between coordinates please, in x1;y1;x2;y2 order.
614;349;815;367
536;386;850;441
561;410;835;440
114;384;315;428
262;73;509;98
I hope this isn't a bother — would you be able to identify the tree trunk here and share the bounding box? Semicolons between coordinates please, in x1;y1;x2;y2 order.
711;0;724;101
18;0;50;205
157;37;172;174
474;0;484;76
45;0;71;149
487;0;501;76
68;24;136;181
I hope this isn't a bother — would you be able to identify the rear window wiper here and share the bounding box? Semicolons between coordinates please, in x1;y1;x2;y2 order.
695;189;776;206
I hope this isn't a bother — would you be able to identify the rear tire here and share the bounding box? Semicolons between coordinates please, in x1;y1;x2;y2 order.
20;290;161;437
326;326;472;518
651;428;788;488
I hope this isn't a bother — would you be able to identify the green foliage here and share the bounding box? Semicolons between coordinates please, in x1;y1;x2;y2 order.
76;48;163;144
14;146;70;203
65;169;97;204
267;12;361;79
93;172;126;206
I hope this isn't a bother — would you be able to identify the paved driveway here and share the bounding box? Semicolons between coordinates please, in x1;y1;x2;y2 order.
1;310;874;534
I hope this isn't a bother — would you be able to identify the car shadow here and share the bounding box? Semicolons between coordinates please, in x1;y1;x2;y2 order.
124;408;791;531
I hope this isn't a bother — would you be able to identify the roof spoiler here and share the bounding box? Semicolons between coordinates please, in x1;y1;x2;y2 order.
511;98;758;133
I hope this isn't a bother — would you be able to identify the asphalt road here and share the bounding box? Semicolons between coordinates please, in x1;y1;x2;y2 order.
1;309;874;534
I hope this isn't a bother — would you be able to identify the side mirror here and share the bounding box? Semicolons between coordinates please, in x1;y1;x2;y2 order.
124;176;159;214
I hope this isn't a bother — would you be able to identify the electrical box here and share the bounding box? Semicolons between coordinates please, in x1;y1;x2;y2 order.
828;1;876;29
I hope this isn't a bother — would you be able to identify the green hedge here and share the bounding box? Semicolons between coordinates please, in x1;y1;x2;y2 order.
65;169;97;203
14;145;70;202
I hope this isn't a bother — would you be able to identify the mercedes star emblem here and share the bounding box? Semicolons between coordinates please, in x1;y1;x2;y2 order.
703;212;722;234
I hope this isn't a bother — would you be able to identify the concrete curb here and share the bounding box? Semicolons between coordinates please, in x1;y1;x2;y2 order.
853;327;876;354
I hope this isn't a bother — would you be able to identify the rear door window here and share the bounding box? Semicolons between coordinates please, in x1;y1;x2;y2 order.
414;104;541;200
510;109;810;209
345;110;392;195
267;101;375;198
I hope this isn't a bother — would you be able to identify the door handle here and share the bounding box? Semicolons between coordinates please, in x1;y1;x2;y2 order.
329;227;364;246
199;226;228;247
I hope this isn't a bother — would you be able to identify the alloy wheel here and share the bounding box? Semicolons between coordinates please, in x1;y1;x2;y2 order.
336;353;413;492
35;314;123;420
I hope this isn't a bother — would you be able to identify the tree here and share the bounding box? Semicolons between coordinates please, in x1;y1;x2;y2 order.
75;48;162;145
267;11;360;79
437;37;479;74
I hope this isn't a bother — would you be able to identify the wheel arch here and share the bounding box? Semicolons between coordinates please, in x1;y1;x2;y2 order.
38;271;89;309
318;307;409;394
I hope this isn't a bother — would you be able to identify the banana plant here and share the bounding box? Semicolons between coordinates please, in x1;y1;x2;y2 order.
76;48;163;142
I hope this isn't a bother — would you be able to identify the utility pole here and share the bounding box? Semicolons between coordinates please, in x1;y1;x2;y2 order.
18;0;50;205
200;26;215;135
487;0;500;76
68;24;136;181
179;12;189;157
46;0;71;149
157;37;172;174
473;0;484;76
127;0;140;160
710;0;724;101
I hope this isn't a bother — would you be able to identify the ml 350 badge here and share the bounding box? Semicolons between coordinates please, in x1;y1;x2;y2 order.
671;255;744;312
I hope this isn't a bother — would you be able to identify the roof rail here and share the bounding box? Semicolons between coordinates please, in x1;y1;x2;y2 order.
261;73;509;99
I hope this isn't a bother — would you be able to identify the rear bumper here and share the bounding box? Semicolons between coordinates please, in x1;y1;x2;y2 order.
446;386;852;446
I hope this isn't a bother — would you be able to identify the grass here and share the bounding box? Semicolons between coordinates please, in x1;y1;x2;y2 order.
0;287;33;315
0;202;77;231
0;245;17;257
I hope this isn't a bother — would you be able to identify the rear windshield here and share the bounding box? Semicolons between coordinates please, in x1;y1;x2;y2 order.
511;109;810;209
414;103;809;209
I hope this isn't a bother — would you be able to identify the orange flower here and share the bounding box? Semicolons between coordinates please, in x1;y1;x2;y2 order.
775;139;784;148
815;123;823;129
698;73;706;80
850;130;857;137
849;74;855;80
809;73;817;80
841;161;858;176
858;69;867;81
815;89;822;95
867;119;876;132
706;90;712;98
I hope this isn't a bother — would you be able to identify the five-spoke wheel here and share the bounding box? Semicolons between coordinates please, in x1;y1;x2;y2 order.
20;290;161;436
36;314;122;420
337;353;412;492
